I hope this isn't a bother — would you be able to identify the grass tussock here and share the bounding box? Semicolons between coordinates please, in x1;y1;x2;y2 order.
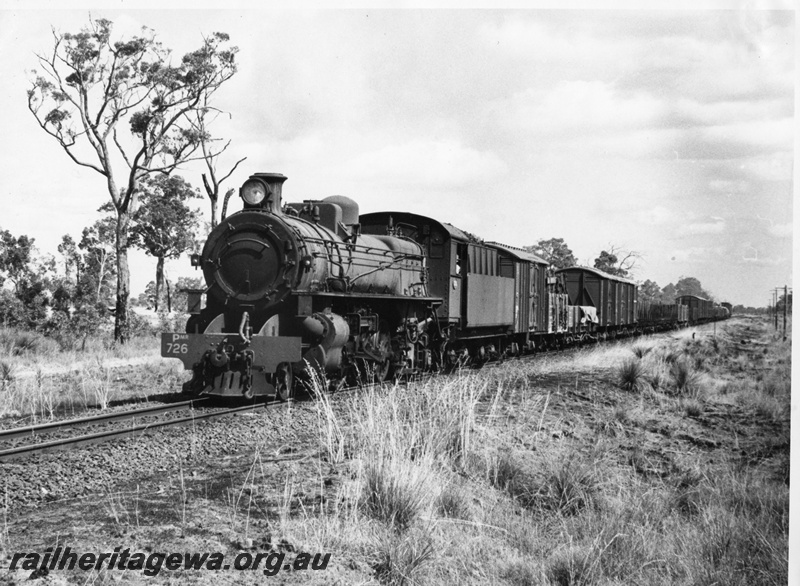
435;481;472;520
361;456;438;531
539;458;599;516
372;530;436;586
502;559;545;586
682;397;704;417
758;372;790;398
617;358;644;392
488;450;599;516
0;360;15;389
669;359;703;396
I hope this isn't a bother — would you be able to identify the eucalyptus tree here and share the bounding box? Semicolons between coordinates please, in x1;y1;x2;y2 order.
637;279;663;304
28;17;237;341
78;215;117;306
131;174;201;312
593;245;641;278
525;238;577;270
0;229;35;293
675;276;712;300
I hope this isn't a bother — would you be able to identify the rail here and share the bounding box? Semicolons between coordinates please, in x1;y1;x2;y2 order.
0;400;271;462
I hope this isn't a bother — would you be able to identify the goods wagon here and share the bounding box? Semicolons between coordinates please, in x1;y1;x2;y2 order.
555;266;637;334
676;294;713;324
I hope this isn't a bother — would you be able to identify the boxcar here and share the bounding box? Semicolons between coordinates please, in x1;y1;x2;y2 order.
555;266;637;332
676;294;713;323
485;242;550;337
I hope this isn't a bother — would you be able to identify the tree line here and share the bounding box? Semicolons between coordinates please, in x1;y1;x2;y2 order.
0;173;207;348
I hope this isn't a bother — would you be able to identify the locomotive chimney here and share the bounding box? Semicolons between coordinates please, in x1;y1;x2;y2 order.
252;172;288;215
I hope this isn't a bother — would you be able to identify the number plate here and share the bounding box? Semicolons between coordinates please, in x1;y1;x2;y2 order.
161;333;190;356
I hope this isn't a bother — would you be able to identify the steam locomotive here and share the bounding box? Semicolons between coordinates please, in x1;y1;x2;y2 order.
161;172;729;400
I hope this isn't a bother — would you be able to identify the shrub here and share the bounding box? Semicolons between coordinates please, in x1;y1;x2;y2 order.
0;328;44;355
40;304;110;351
0;291;26;328
128;310;158;338
156;310;188;334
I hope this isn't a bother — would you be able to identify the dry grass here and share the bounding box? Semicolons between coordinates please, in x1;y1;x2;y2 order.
0;357;184;421
0;316;788;585
0;327;160;370
280;317;788;584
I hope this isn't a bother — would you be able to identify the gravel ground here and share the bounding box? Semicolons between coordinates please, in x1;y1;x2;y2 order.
1;400;320;510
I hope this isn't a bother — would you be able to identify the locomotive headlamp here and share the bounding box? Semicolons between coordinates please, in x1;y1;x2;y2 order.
241;180;269;206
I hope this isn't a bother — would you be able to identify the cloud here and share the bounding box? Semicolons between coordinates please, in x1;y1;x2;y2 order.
618;14;793;106
708;179;749;194
669;246;725;263
666;97;793;130
737;152;795;182
738;254;786;267
678;220;726;236
341;138;508;189
490;81;664;138
768;223;792;238
478;17;609;62
636;205;675;226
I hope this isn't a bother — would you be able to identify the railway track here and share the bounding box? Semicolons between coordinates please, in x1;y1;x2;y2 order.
0;398;275;462
0;327;687;464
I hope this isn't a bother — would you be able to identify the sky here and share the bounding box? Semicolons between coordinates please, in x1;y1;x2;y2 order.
0;2;794;307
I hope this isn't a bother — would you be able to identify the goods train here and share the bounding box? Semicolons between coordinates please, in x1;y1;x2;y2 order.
161;172;729;399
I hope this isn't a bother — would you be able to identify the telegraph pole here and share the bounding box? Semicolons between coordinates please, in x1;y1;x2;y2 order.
771;286;792;337
774;289;778;329
783;285;787;338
